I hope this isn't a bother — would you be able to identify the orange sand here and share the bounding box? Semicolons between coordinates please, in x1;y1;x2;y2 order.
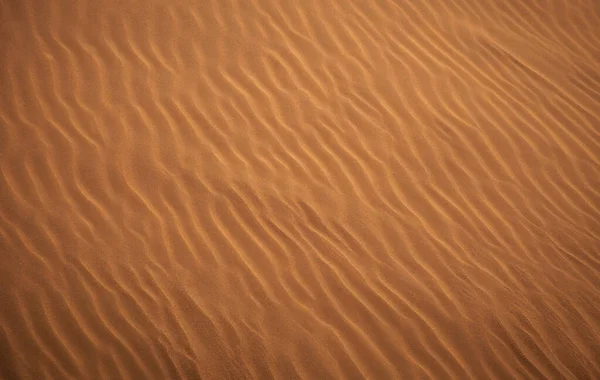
1;0;599;378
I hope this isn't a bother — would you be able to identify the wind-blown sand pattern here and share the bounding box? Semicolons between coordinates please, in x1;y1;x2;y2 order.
1;0;599;378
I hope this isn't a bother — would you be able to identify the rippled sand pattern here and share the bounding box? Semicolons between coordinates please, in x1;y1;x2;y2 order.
1;0;600;378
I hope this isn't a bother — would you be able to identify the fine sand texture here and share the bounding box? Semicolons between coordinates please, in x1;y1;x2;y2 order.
1;0;600;379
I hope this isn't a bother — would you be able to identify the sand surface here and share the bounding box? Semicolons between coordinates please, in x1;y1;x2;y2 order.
1;0;600;379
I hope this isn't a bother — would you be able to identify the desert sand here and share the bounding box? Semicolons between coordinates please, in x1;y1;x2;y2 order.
1;0;599;378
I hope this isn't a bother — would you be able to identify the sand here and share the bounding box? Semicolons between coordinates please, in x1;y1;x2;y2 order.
1;0;599;378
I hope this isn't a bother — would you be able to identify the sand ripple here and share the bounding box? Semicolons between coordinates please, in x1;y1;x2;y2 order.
1;0;599;378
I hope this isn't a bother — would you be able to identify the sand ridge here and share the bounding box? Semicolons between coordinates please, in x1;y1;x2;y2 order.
1;0;599;378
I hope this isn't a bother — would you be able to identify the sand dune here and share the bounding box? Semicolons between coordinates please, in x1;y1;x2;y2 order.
1;0;599;378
